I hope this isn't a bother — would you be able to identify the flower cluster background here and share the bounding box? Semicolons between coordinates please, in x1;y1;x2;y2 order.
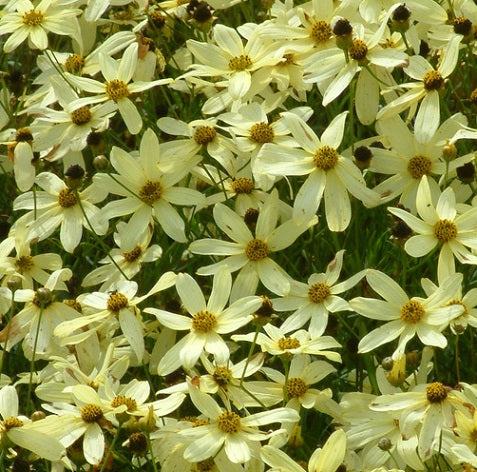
2;0;477;470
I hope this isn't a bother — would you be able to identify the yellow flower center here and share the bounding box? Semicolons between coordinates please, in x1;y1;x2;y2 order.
216;411;241;433
400;300;425;324
278;337;301;350
231;177;254;194
382;39;396;48
65;54;85;74
285;377;308;398
123;246;142;262
434;219;457;242
81;404;103;423
192;418;210;427
213;366;233;386
310;20;332;44
193;126;216;145
349;39;368;61
111;395;137;411
426;381;448;403
308;282;331;304
280;53;295;65
105;79;130;101
228;55;252;71
70;106;92;126
470;428;477;442
139;180;162;205
64;299;82;313
22;9;44;26
15;255;34;273
313;146;339;170
423;70;444;91
107;292;128;312
57;188;78;208
407;155;432;179
245;239;269;261
250;122;274;143
2;417;24;430
192;310;217;333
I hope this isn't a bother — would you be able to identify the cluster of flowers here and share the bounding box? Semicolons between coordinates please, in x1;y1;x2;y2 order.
2;0;477;470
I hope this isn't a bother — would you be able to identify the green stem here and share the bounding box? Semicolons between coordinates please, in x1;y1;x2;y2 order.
100;427;120;472
359;321;379;395
27;306;44;414
73;188;129;281
146;432;159;472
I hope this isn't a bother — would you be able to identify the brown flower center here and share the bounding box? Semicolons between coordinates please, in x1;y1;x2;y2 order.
349;39;368;61
308;282;331;304
278;337;300;350
105;79;130;101
250;122;274;143
107;292;128;312
57;188;78;208
407;155;432;179
423;70;444;91
229;55;252;71
139;180;162;205
128;432;148;455
15;255;34;273
400;300;425;324
426;382;448;403
81;404;103;423
111;395;137;411
313;146;339;170
65;54;85;74
285;377;308;398
193;126;216;145
434;219;457;242
310;20;332;44
213;366;233;386
216;411;241;433
231;177;254;194
2;417;24;430
123;246;142;262
245;239;269;261
71;106;92;126
192;310;217;333
22;9;43;26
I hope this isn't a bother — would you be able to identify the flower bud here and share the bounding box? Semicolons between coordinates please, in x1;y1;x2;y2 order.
93;154;109;170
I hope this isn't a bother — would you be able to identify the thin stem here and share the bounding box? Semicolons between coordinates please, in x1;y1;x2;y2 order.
455;333;460;384
73;188;129;281
27;305;44;414
146;432;159;472
100;426;121;472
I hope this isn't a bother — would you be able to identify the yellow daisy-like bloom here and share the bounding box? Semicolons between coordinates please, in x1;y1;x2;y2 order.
95;128;204;243
65;43;171;135
256;112;379;231
388;175;477;282
350;269;464;360
145;267;262;375
189;189;316;299
370;382;467;461
180;383;299;464
0;0;81;53
183;24;284;100
376;35;461;143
